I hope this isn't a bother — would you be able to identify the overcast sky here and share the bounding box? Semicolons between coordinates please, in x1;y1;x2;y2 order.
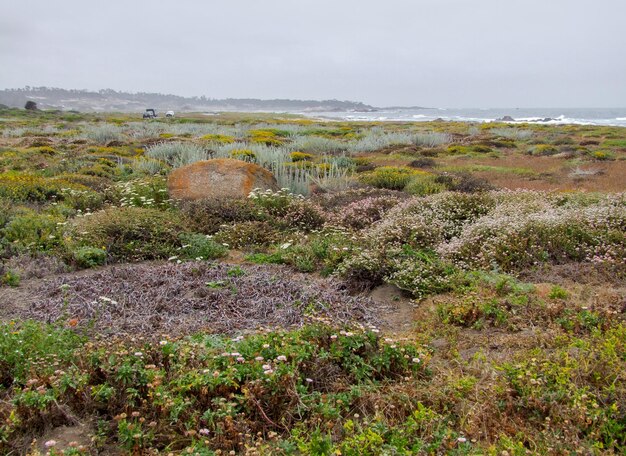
1;0;625;107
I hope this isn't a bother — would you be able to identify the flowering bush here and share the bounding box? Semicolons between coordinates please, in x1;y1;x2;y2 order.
0;321;426;454
330;195;402;230
438;193;626;271
248;188;326;231
107;177;171;209
336;191;625;293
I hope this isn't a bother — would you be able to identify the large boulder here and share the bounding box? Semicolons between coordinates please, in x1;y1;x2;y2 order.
168;158;279;200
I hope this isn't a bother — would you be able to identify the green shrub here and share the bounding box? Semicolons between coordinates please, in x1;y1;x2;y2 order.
528;144;559;156
290;151;314;162
405;175;446;196
0;172;94;203
2;212;63;252
359;167;425;190
68;207;188;262
590;150;615;161
229;149;257;162
1;270;20;287
548;285;569;300
386;248;459;299
200;134;235;143
73;246;107;268
179;233;228;260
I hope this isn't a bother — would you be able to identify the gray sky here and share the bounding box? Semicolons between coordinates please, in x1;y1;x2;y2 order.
1;0;625;107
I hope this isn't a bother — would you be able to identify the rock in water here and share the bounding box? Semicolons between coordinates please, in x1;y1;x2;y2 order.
168;158;279;200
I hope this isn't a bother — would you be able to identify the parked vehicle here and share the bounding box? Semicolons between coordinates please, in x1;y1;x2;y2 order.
166;111;175;117
143;109;157;119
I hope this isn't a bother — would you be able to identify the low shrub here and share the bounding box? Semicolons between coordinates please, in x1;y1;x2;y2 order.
438;193;626;272
2;212;63;253
145;141;208;167
290;151;314;162
0;322;426;454
386;248;459;299
200;134;235;143
359;166;424;191
68;207;189;262
213;221;279;248
331;195;402;230
590;150;615;161
229;148;257;162
405;174;447;196
528;144;559;156
435;173;494;193
408;157;436;168
0;172;95;203
1;269;20;287
179;233;228;260
107;177;171;209
181;198;265;234
72;246;107;268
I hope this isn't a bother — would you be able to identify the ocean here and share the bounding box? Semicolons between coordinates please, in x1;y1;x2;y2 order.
304;107;626;127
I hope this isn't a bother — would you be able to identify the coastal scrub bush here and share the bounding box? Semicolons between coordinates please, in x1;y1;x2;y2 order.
528;144;559;156
179;233;228;260
248;129;284;146
130;157;170;175
405;174;447;196
146;141;208;167
0;321;426;454
200;133;235;143
408;157;436;169
68;207;189;262
2;212;63;253
438;192;626;271
72;246;107;268
277;198;326;231
490;128;533;140
213;221;279;248
0;172;93;203
330;195;402;230
248;188;326;230
290;151;314;162
181;198;264;234
229;148;256;162
82;124;124;144
108;177;171;209
385;248;459;299
590;150;615;160
359;166;425;190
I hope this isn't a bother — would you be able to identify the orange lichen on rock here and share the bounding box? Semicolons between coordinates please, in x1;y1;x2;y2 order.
167;158;279;200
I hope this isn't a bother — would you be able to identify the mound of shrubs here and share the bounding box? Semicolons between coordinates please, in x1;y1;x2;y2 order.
68;206;190;262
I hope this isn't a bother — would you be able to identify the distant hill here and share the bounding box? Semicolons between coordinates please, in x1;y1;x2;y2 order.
0;87;378;113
